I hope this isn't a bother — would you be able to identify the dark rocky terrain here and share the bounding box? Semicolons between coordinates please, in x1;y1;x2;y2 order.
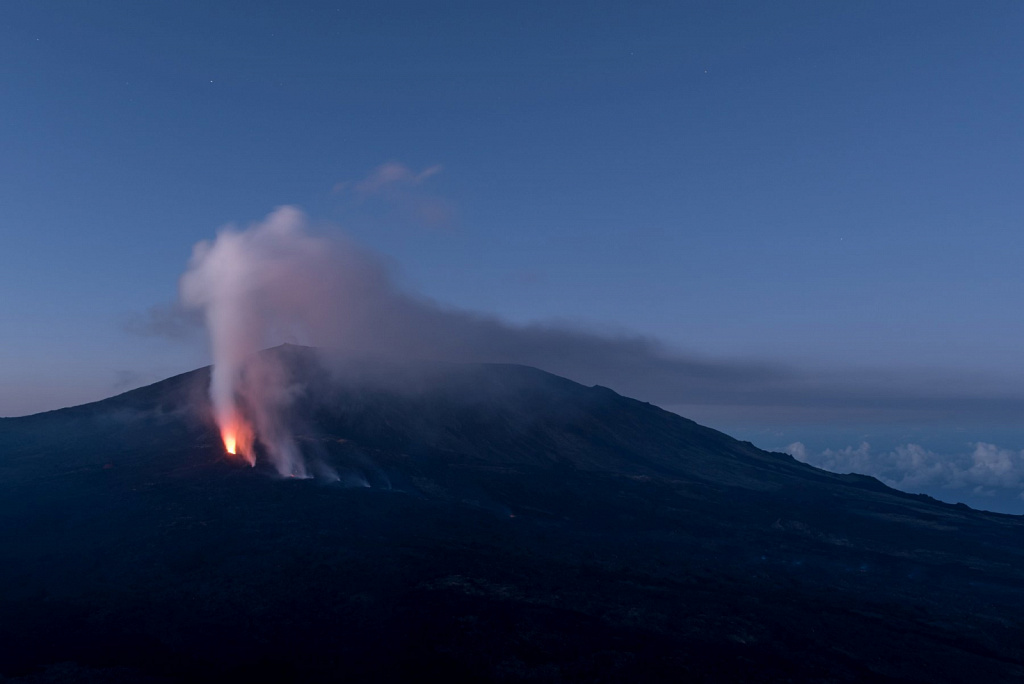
1;345;1023;682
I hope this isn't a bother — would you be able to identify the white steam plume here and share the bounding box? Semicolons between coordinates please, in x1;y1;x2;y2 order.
179;207;340;477
175;205;1024;481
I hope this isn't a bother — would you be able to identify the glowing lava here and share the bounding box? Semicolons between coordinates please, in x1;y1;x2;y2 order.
218;411;255;466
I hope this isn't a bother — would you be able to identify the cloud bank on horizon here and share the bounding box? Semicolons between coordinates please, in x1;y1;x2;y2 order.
784;441;1024;506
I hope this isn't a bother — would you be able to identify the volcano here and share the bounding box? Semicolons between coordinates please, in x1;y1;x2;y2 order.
1;345;1022;682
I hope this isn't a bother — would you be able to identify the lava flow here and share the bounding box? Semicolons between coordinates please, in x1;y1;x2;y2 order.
219;411;255;466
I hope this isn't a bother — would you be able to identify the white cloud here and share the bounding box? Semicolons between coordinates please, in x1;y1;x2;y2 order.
784;442;807;462
347;161;443;196
333;162;453;229
787;440;1024;498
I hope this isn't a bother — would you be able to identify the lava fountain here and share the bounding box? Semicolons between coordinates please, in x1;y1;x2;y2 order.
219;408;255;466
180;207;333;477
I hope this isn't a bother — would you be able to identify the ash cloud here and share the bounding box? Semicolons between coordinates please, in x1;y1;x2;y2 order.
174;205;1024;478
179;208;329;477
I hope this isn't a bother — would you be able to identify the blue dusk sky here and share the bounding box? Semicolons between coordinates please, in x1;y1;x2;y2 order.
3;2;1024;511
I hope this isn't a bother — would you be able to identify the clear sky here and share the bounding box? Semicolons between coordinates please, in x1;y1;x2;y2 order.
3;2;1024;510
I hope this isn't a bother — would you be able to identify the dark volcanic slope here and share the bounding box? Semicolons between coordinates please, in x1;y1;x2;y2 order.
1;346;1023;683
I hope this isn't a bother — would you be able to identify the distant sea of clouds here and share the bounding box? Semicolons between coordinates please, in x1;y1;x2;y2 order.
781;439;1024;515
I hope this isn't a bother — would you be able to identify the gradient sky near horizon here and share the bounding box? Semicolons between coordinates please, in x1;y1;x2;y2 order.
4;2;1024;510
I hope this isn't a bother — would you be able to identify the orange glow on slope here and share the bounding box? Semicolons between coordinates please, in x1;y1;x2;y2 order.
219;412;255;466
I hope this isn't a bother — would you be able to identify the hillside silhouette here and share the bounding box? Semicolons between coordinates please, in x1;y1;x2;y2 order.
1;345;1022;682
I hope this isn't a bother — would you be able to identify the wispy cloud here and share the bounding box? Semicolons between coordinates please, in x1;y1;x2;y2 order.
123;302;203;340
334;161;443;196
112;369;145;391
333;162;454;229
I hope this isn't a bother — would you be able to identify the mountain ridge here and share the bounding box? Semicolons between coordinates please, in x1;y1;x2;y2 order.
1;346;1023;681
0;345;992;519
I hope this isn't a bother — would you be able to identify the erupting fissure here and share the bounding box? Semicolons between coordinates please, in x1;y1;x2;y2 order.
179;206;354;478
218;409;255;466
179;206;317;476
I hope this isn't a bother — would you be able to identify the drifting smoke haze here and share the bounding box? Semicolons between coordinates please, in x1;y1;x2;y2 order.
177;206;1024;482
178;205;770;477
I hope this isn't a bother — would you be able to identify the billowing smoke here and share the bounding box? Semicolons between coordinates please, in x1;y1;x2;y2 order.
178;204;485;476
179;207;341;477
177;206;1024;478
177;205;763;475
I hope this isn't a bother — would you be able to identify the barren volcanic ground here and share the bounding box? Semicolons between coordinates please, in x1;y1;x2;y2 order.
1;346;1023;682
